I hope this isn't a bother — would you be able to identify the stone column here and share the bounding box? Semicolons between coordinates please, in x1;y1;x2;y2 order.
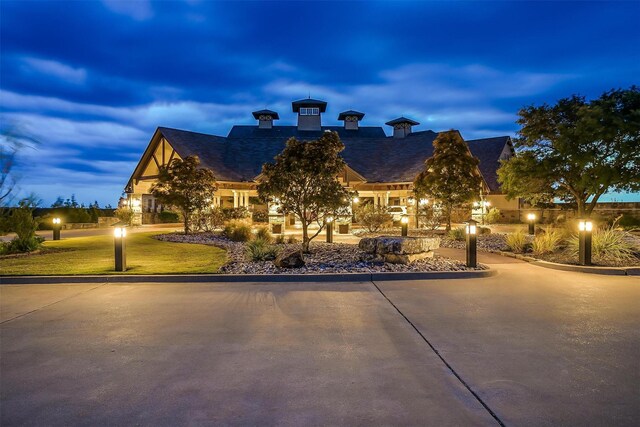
233;191;238;208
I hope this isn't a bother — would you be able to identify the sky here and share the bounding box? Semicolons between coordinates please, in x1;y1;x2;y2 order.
1;0;639;206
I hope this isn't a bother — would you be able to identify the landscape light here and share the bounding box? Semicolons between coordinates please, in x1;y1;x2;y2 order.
578;219;593;266
52;217;62;241
325;215;334;243
353;197;359;203
401;214;409;236
465;219;478;268
113;226;127;271
527;213;536;235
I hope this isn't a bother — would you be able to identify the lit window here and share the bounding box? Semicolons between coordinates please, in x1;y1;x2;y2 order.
300;107;319;116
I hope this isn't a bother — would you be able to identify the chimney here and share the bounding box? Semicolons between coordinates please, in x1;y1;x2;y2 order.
252;109;279;129
292;98;327;131
338;110;365;130
385;117;419;138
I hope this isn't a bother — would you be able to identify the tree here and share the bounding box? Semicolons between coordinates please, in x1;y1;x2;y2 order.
498;87;640;217
0;123;39;206
413;131;483;230
257;131;350;253
151;156;217;234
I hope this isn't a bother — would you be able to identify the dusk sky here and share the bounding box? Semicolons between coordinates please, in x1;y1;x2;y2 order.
1;0;639;206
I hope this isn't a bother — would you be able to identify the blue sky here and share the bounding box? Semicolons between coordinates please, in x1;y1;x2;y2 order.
1;0;639;206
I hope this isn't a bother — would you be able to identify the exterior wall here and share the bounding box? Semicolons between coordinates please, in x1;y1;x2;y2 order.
297;114;321;131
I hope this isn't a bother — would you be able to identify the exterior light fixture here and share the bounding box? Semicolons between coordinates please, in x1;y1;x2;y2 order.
401;214;409;237
578;219;593;266
526;213;536;235
419;198;429;206
465;219;478;268
353;197;360;204
326;215;334;243
113;225;127;272
52;217;62;241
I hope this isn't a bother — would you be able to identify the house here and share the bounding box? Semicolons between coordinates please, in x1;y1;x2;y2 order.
125;98;518;226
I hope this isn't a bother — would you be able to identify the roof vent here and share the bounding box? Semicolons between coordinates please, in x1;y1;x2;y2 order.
385;117;419;138
252;109;279;129
338;110;364;130
292;98;327;131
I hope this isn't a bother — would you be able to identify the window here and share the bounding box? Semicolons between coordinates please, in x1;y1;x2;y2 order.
299;107;319;116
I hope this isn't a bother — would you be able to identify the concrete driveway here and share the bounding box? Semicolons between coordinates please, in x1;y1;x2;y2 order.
1;261;639;426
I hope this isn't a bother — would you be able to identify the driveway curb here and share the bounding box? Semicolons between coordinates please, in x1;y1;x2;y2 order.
0;268;495;285
529;260;639;276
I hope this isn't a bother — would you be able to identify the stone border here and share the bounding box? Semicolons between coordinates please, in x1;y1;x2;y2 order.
0;268;496;285
490;250;639;276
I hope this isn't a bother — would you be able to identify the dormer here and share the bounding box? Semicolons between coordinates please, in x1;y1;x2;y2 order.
385;117;419;138
292;98;327;131
338;110;365;130
252;109;279;129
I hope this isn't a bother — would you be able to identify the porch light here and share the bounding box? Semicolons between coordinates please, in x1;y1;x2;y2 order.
52;217;62;241
353;197;359;204
401;214;409;236
465;219;478;268
527;213;536;235
578;219;593;266
419;198;429;206
113;225;127;271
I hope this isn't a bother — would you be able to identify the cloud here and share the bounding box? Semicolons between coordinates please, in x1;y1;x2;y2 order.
21;57;87;85
101;0;153;20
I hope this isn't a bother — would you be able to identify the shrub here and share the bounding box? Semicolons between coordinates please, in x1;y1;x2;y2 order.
448;227;466;241
478;226;491;235
506;230;527;253
287;235;298;244
532;229;563;255
114;206;134;226
224;221;252;242
274;234;286;244
245;238;279;261
2;203;43;254
568;227;637;264
158;211;180;223
222;207;251;220
485;207;501;224
417;204;445;230
617;214;640;230
255;226;272;243
252;210;269;223
356;204;392;232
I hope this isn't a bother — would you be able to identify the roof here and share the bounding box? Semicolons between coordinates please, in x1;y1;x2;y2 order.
252;109;280;120
148;126;510;191
466;136;512;192
338;110;365;121
385;117;420;126
291;98;327;113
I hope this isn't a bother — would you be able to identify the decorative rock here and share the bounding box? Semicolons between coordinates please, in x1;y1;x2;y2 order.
384;251;434;264
274;250;305;268
358;237;378;254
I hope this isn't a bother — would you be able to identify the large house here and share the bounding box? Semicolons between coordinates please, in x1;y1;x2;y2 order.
125;98;518;226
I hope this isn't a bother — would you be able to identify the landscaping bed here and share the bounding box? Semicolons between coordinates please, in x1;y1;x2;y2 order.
154;233;485;274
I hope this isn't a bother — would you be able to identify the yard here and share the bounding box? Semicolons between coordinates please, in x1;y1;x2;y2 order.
0;232;227;275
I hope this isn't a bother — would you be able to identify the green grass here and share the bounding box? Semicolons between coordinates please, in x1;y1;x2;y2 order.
0;232;227;276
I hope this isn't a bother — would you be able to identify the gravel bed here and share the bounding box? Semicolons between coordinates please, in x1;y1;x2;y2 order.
439;233;510;252
154;232;485;274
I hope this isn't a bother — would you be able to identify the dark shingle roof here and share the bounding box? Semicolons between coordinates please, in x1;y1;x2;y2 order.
385;117;420;126
338;110;365;120
156;126;510;190
466;136;512;192
251;109;280;120
291;98;327;113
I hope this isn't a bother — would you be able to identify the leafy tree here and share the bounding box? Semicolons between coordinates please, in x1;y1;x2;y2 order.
414;130;483;230
151;155;217;234
257;131;350;253
498;87;640;217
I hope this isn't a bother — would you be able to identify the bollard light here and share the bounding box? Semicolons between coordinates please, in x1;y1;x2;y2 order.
113;226;127;272
52;217;62;241
325;216;334;243
465;219;478;268
578;219;593;266
527;213;536;235
401;214;409;237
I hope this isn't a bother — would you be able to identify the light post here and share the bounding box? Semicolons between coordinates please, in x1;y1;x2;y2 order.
578;219;593;266
325;216;334;243
113;225;127;272
52;217;62;241
527;213;536;235
351;196;359;223
401;214;409;236
465;219;478;268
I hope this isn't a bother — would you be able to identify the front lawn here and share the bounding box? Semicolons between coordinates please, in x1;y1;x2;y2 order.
0;232;227;275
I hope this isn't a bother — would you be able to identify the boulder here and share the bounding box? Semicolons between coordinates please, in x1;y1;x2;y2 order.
384;251;435;264
375;236;440;255
274;250;305;268
358;237;378;254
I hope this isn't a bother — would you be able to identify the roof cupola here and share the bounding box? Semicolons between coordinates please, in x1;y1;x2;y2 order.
252;109;279;129
292;98;327;131
385;117;419;138
338;110;365;130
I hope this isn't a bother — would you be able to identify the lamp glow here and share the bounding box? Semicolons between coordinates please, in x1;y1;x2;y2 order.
400;215;409;224
578;220;593;232
527;213;536;221
114;227;127;238
419;198;429;206
467;224;477;235
353;197;359;203
52;217;62;240
326;216;334;223
52;217;61;224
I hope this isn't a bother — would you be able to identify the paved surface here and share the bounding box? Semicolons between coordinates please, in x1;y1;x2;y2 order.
1;259;639;425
